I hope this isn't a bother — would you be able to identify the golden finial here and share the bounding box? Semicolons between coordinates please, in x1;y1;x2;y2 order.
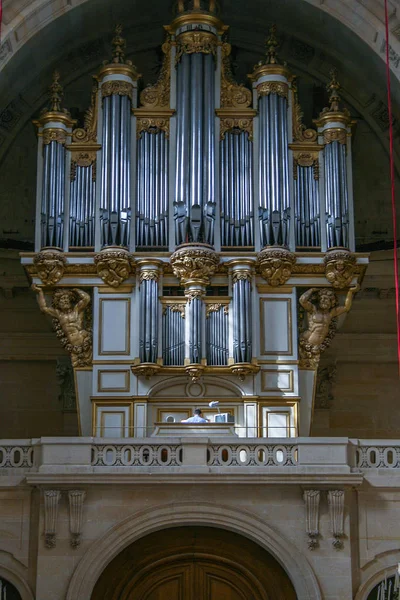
48;71;64;112
265;25;280;65
111;24;126;64
326;68;341;112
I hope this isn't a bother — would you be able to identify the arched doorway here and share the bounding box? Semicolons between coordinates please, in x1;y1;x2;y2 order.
91;526;297;600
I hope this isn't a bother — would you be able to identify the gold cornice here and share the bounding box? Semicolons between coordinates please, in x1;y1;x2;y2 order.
133;108;175;139
33;112;77;129
248;64;291;83
289;143;323;153
165;13;227;35
313;112;351;129
97;64;141;82
216;108;257;140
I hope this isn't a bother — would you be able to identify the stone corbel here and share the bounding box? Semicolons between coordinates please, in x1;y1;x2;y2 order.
68;490;86;549
303;490;320;550
327;490;345;549
44;490;61;548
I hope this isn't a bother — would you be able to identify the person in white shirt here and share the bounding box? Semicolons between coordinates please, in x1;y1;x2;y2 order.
181;409;209;423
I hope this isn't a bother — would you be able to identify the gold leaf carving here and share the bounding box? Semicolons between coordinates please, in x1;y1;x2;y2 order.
137;117;170;138
33;251;67;286
43;129;67;145
257;248;296;286
101;81;133;100
220;43;252;109
94;249;133;287
257;81;288;99
140;39;171;108
176;31;217;62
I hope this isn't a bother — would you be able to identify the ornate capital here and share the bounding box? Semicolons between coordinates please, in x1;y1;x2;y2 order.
176;31;217;62
232;270;252;284
229;362;260;381
323;127;347;145
70;151;97;180
327;490;345;549
34;251;67;286
324;249;356;289
44;490;61;549
94;249;133;287
68;490;86;549
206;303;229;317
163;303;186;318
220;117;253;140
170;244;219;286
292;151;320;180
185;288;204;303
257;81;288;99
303;490;320;550
257;247;296;286
131;363;161;378
137;117;170;138
139;269;159;283
101;80;133;100
185;364;205;382
43;128;67;145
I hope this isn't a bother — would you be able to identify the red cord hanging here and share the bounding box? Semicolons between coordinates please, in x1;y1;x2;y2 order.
384;0;400;375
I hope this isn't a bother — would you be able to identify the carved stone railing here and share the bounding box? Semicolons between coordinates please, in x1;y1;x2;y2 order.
91;443;183;467
207;443;298;467
356;441;400;469
0;442;34;469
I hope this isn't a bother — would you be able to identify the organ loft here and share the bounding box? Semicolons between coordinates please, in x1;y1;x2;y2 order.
22;0;368;438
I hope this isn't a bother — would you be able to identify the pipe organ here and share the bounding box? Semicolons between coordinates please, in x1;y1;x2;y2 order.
24;1;368;439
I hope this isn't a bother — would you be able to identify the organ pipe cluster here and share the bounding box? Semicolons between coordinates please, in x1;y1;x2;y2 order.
33;2;357;372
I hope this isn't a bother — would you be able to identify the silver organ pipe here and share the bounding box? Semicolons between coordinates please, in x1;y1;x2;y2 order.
174;42;216;245
136;131;169;248
294;165;320;248
231;268;252;364
220;131;253;247
69;164;96;247
206;305;229;365
324;139;349;248
41;139;67;248
187;296;203;364
258;91;290;247
139;278;158;363
162;306;185;366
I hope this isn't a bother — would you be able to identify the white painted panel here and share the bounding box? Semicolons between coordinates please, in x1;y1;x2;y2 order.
99;370;129;392
96;406;130;437
99;299;130;355
262;370;293;392
260;298;292;355
268;413;289;438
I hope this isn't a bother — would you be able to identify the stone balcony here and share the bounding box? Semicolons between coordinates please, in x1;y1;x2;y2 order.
1;437;399;488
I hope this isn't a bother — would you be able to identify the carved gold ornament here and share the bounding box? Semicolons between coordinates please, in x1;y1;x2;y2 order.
170;244;219;286
176;31;217;62
232;270;252;284
139;269;159;283
324;249;356;289
70;151;97;181
32;285;92;368
257;247;296;286
323;128;347;145
140;39;171;108
220;117;253;140
94;249;133;287
131;363;161;378
34;251;67;286
292;151;319;180
43;128;67;145
185;364;205;382
292;81;318;143
298;286;358;369
206;303;229;317
185;288;204;302
229;362;260;381
101;81;133;100
257;81;288;99
137;117;170;138
220;43;252;109
163;304;186;318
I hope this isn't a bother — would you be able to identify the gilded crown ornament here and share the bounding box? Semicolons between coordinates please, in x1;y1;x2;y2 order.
257;247;296;286
48;71;64;113
33;250;67;287
265;25;280;65
314;68;351;132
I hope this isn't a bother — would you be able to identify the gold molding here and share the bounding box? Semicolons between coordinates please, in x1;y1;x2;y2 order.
256;81;288;99
101;80;134;100
216;109;257;141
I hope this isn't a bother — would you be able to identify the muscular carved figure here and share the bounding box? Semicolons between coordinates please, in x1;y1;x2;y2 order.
299;286;358;347
32;285;92;367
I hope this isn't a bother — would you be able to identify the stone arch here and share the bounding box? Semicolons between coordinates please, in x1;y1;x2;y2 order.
354;551;400;600
66;501;322;600
0;551;34;600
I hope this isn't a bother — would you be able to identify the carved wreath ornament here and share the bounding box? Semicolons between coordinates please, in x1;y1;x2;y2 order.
94;249;133;287
34;251;67;286
324;249;356;289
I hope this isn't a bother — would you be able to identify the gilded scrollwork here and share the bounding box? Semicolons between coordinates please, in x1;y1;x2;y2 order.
70;151;97;181
72;82;98;144
323;128;347;145
163;304;186;318
176;31;217;62
292;80;318;143
139;269;159;283
185;289;204;302
292;151;319;180
94;249;133;287
170;245;219;286
257;248;296;286
140;39;171;108
185;364;205;382
220;43;252;109
206;303;229;317
32;285;92;368
34;251;67;287
298;286;358;369
232;270;252;284
324;249;356;289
